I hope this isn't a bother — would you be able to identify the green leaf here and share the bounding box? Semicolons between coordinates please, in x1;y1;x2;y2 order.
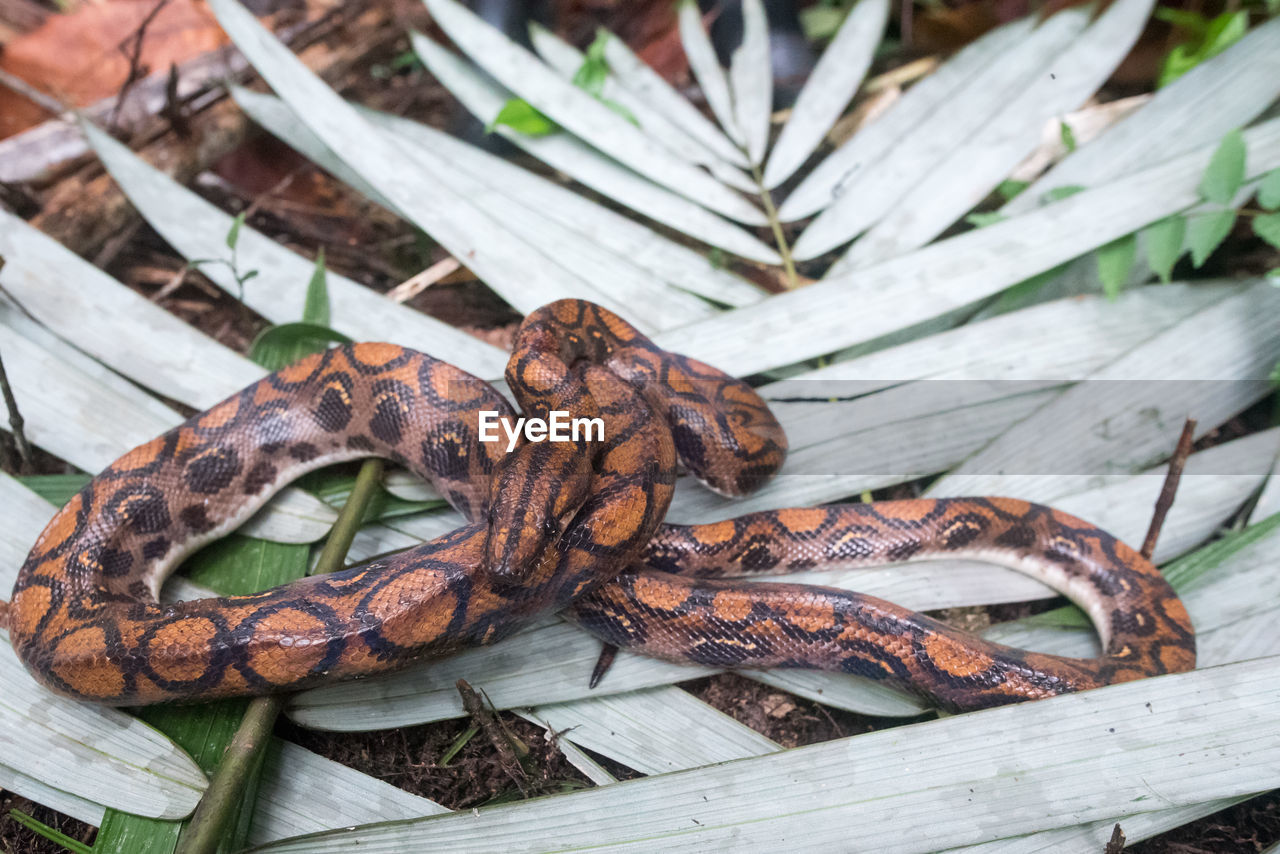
1254;213;1280;251
302;247;330;326
296;469;447;523
1157;10;1248;87
15;472;92;506
996;180;1030;202
226;212;246;250
600;97;640;126
1199;129;1246;204
1152;7;1211;34
7;809;93;854
1020;511;1280;631
1059;121;1077;153
571;32;610;97
1144;216;1186;284
1187;209;1237;267
964;211;1007;229
1096;233;1137;299
1040;184;1086;205
1258;169;1280;211
708;247;726;270
984;262;1073;314
485;98;558;137
249;322;353;371
95;537;311;854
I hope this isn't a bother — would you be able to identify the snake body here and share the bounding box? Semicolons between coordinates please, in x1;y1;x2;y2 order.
8;300;1194;709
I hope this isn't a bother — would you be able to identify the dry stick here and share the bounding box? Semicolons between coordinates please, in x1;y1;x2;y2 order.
1141;419;1197;560
176;458;385;854
0;256;34;474
109;0;174;131
1104;822;1126;854
457;679;530;794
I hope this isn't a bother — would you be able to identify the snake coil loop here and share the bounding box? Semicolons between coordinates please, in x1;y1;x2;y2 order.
8;300;1193;709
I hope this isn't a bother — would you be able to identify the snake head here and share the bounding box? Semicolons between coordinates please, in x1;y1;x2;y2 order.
485;441;593;583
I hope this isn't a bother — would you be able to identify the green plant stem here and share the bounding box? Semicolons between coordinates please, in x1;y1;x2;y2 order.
752;166;800;290
175;458;385;854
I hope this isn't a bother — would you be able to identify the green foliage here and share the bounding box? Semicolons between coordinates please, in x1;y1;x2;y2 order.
249;323;353;371
1041;184;1086;204
486;99;558;137
7;810;93;854
302;247;331;326
187;214;259;299
964;211;1007;228
1020;511;1280;631
1254;213;1280;251
1144;216;1186;284
16;472;91;505
488;30;636;137
572;32;611;96
996;180;1030;202
574;31;638;125
32;487;310;854
1096;233;1136;299
249;248;352;370
1155;9;1249;87
296;468;446;523
1059;121;1077;153
1187;209;1237;267
1199;129;1246;204
1259;168;1280;210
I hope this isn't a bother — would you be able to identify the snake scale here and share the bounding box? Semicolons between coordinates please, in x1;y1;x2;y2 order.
8;300;1195;711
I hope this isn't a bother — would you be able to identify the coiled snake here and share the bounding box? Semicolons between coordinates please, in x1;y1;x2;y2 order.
8;300;1195;710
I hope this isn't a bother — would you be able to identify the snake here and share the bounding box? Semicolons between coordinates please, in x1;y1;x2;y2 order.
7;300;1195;711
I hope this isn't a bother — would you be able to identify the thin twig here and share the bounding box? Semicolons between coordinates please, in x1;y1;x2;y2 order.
0;350;35;474
175;458;385;854
457;679;530;794
751;166;800;290
110;0;173;131
1141;419;1197;560
386;257;463;303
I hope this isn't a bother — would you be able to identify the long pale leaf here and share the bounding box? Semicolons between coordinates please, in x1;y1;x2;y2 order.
205;0;626;318
662;120;1280;378
413;33;780;264
250;656;1280;853
836;0;1157;269
77;125;507;378
1003;16;1280;215
678;0;743;146
599;28;748;168
728;0;771;166
527;24;755;189
762;0;889;188
424;0;763;225
779;16;1032;220
792;9;1089;260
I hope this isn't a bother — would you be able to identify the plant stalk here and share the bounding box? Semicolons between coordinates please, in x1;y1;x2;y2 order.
752;166;800;290
175;458;385;854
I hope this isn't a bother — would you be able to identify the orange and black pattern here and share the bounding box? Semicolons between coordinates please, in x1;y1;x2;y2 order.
575;501;1195;711
7;300;1192;709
